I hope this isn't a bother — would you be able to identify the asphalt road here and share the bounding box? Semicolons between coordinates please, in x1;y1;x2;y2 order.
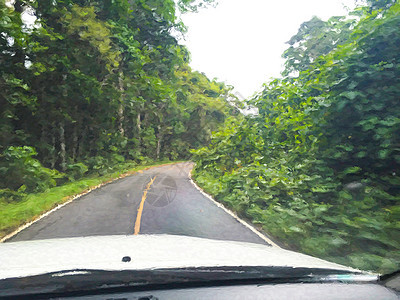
8;162;271;245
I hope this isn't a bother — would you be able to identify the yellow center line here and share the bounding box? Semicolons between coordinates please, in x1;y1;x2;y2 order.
134;176;157;235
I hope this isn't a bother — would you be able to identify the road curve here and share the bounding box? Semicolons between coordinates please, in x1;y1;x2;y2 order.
7;162;273;245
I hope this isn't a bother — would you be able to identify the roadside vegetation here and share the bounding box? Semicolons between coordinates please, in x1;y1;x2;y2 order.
192;1;400;274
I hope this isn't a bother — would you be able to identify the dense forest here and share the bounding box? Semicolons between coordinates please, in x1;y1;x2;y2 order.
2;0;399;274
192;0;400;273
0;0;240;199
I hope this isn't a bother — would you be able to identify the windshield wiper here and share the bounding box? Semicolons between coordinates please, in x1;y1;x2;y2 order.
0;266;376;299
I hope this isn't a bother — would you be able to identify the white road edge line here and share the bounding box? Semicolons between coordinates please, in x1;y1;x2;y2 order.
0;189;89;243
2;162;280;247
187;164;280;248
0;163;173;243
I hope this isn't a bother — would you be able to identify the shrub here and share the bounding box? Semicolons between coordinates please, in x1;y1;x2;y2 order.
0;146;64;194
66;162;89;181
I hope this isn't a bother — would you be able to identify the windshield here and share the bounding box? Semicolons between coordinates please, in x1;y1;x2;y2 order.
0;0;399;294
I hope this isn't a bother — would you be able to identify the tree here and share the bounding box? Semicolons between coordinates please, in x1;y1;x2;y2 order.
362;0;396;10
0;0;238;191
282;16;355;76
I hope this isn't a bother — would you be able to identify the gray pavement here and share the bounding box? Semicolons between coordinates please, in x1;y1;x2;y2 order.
8;162;270;245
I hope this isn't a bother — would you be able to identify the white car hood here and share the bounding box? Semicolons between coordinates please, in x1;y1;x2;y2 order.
0;234;359;279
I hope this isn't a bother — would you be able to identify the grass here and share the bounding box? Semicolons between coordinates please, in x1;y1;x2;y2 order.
0;160;179;240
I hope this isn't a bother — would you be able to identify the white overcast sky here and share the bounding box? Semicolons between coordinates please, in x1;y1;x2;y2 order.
180;0;356;98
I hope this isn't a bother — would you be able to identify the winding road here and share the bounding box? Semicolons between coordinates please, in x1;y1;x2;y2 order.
7;162;275;245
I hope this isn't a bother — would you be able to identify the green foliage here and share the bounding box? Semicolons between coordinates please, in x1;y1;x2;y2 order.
177;0;216;13
193;3;400;274
0;188;26;203
282;15;355;76
0;0;237;199
0;146;63;193
62;4;120;70
66;162;88;181
363;0;397;10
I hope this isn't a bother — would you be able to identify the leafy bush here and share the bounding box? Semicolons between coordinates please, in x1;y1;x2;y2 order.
86;155;108;173
0;188;26;202
66;162;89;181
192;3;400;274
0;146;64;194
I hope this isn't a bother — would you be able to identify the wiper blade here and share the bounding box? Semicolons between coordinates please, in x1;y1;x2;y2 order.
0;266;375;299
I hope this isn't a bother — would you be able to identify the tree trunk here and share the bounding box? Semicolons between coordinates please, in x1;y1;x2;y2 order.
156;125;163;160
118;71;125;136
72;124;78;162
13;0;24;66
137;113;141;154
50;123;56;169
40;122;47;159
78;124;87;160
59;120;66;171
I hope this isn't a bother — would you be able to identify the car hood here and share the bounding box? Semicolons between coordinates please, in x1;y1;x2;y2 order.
0;234;361;280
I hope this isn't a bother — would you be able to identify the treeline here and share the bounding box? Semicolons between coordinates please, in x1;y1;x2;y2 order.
193;1;400;273
0;0;239;198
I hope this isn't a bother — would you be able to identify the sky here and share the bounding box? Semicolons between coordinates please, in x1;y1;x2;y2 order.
180;0;356;99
